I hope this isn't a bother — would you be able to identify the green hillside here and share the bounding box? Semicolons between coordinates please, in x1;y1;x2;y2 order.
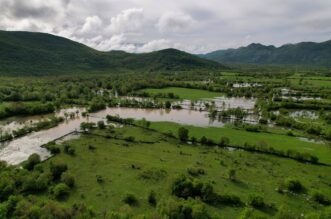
0;30;225;75
201;40;331;66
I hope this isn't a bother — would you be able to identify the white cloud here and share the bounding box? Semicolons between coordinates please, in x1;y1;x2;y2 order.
157;12;195;33
0;0;331;53
108;8;144;34
79;16;103;36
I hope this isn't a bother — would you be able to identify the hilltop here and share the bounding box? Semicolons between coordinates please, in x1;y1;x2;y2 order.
0;30;225;75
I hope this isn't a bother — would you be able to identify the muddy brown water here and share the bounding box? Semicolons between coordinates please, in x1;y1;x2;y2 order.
0;98;257;165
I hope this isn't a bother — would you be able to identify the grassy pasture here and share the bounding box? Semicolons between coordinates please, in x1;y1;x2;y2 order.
42;125;331;218
150;122;331;164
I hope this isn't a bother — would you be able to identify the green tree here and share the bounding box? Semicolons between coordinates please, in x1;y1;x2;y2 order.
53;183;70;199
178;127;189;142
24;153;41;170
165;101;171;109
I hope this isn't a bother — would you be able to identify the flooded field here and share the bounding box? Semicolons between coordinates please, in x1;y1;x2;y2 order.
175;97;256;111
0;103;259;164
232;83;262;88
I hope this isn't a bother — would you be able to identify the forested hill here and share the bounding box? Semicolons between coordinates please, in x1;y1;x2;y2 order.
0;30;225;75
200;40;331;66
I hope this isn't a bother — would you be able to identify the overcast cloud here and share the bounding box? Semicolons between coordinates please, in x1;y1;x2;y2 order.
0;0;330;53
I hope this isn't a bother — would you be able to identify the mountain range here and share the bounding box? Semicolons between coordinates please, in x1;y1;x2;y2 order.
200;40;331;66
0;30;224;75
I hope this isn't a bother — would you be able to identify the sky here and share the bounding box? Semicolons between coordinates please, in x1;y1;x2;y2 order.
0;0;330;53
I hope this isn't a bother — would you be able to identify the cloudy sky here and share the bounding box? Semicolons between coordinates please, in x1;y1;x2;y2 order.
0;0;330;53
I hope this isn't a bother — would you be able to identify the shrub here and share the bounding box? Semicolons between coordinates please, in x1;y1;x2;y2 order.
219;137;230;147
259;118;268;124
47;145;61;155
139;168;167;181
88;145;96;150
124;136;135;142
312;190;331;205
217;194;242;206
123;193;138;206
53;183;70;199
97;121;106;129
286;131;294;136
200;136;208;145
187;167;205;177
165;101;171;109
178;127;189;142
50;163;68;180
284;178;304;193
61;172;75;188
228;168;236;181
24;153;41;170
80;122;95;132
245;125;260;132
158;198;211;219
64;145;75;155
96;175;104;184
248;194;265;209
171;175;218;204
148;190;157;206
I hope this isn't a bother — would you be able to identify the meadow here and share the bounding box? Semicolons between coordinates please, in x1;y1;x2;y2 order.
149;122;331;164
41;125;331;218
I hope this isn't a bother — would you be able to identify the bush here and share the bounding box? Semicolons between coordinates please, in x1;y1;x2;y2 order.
284;178;304;193
80;122;95;132
259;118;268;124
187;167;205;177
96;175;104;183
97;121;106;129
217;194;242;206
64;145;75;155
178;127;189;142
171;175;218;204
158;198;211;219
228;169;236;181
24;153;41;170
148;190;157;206
46;144;61;155
61;172;75;188
312;190;331;205
124;136;135;142
248;194;265;209
123;193;138;206
245;124;260;132
53;183;70;199
286;131;294;136
200;136;208;145
165;101;171;109
22;173;51;193
219;137;230;146
50;163;68;180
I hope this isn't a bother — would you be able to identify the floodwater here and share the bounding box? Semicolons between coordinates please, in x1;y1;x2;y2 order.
0;97;257;165
175;97;256;111
297;137;324;145
232;83;262;88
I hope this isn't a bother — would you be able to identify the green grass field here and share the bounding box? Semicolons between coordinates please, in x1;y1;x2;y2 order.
140;87;224;100
150;122;331;164
42;125;331;218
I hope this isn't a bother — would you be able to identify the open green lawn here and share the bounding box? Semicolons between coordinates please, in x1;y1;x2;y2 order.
42;125;331;218
150;122;331;164
140;87;223;100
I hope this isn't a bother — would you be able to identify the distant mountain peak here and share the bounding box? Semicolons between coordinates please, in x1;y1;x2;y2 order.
201;40;331;66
